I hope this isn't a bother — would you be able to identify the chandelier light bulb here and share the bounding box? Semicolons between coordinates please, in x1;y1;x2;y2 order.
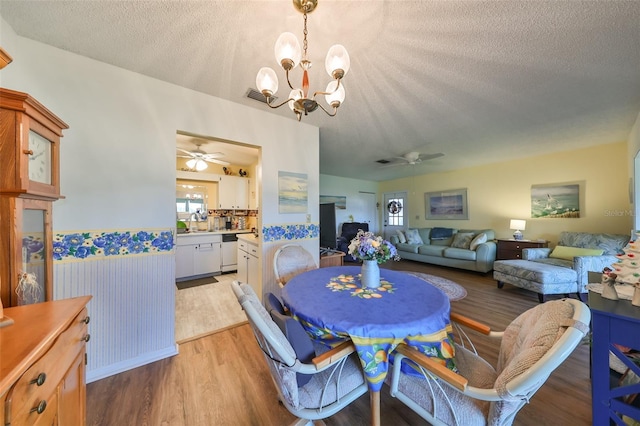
325;44;350;79
256;67;279;96
275;32;302;70
325;80;345;107
288;89;303;111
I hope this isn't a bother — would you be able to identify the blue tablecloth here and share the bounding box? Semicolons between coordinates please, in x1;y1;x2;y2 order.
282;266;456;391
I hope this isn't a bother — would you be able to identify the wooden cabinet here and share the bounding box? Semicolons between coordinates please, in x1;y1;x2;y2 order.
1;296;91;426
218;175;249;210
175;234;222;280
0;89;67;308
237;237;260;298
320;251;345;268
496;239;548;260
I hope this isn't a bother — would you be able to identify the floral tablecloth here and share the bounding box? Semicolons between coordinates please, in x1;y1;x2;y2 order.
281;266;456;391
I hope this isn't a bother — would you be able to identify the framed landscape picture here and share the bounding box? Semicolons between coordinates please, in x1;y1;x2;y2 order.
531;183;580;218
425;188;468;220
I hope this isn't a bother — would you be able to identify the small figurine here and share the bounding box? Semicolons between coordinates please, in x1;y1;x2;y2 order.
633;280;640;307
601;267;619;300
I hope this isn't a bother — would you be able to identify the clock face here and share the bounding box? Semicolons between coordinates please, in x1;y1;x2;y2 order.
28;130;52;184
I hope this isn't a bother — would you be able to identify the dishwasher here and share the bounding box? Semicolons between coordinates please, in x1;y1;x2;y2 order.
221;233;238;272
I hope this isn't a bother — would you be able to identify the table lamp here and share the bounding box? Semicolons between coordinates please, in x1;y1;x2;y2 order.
510;219;526;240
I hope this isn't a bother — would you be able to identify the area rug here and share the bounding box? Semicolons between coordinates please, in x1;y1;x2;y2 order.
176;276;218;290
406;271;468;301
175;278;247;344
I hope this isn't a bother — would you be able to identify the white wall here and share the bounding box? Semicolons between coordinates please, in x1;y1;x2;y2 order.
319;174;379;234
1;16;320;380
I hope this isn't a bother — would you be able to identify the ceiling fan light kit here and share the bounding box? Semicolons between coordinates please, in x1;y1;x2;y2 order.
255;0;350;121
177;142;230;172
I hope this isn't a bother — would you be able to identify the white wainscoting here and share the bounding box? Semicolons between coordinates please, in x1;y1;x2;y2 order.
54;253;178;383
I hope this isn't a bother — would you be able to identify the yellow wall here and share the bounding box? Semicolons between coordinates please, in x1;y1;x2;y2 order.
378;142;632;245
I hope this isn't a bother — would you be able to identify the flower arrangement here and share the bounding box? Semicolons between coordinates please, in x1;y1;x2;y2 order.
348;230;400;264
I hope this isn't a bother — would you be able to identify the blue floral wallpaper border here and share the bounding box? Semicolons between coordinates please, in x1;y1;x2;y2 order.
53;229;174;262
262;223;319;243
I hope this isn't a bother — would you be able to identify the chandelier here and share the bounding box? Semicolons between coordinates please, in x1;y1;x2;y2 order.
256;0;350;121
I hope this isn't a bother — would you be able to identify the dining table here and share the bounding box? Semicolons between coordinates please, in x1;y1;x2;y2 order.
281;265;456;426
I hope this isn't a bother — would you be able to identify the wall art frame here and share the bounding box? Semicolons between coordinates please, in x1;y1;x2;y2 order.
278;171;308;214
531;182;580;218
425;188;468;220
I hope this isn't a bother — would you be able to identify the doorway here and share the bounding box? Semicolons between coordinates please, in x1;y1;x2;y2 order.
382;191;407;241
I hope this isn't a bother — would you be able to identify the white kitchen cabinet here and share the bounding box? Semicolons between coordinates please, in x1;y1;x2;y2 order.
237;237;260;299
176;234;222;280
218;175;249;209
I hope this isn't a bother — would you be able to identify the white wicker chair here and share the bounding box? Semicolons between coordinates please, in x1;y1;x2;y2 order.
273;244;318;287
231;281;367;426
389;298;590;426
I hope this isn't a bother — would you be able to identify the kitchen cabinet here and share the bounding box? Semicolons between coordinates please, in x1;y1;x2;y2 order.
175;234;221;280
0;89;68;307
237;237;260;298
1;296;91;426
218;175;249;209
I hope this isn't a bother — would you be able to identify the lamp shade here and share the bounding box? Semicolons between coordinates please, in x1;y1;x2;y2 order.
325;44;350;78
510;219;526;230
256;67;279;96
324;80;345;106
275;32;301;69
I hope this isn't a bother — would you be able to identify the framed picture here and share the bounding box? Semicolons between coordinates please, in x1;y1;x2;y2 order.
320;195;347;209
278;171;308;213
425;188;468;220
531;183;580;218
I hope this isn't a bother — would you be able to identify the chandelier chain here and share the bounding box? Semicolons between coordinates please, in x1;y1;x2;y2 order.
303;12;308;58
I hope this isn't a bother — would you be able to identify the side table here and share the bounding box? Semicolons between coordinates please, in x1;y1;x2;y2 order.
496;239;548;260
589;291;640;424
320;251;345;268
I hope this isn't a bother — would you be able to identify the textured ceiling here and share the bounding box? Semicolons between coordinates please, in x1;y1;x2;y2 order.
2;1;639;181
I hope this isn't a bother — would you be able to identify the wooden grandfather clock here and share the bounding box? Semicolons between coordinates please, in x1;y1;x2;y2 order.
0;88;68;308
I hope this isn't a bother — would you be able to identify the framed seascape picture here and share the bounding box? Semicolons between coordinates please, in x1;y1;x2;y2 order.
320;195;347;209
531;183;580;218
425;188;468;220
278;171;308;213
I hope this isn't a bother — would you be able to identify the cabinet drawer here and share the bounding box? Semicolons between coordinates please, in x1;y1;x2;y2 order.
11;387;58;426
6;308;89;420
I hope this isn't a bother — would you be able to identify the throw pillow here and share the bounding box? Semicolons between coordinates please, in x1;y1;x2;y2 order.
395;230;407;244
405;229;424;245
469;232;488;250
549;245;604;261
451;232;474;249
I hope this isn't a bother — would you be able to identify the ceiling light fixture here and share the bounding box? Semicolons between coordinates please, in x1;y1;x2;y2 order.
186;158;208;172
255;0;350;121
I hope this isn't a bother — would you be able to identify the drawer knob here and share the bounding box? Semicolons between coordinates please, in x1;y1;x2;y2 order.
82;334;91;342
30;400;47;415
83;316;91;324
30;373;46;387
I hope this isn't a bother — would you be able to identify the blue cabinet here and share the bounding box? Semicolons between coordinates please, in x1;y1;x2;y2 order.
590;291;640;424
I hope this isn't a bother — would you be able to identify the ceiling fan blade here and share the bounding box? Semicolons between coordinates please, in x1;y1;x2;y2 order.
419;153;445;161
204;158;230;166
202;152;225;159
177;148;194;156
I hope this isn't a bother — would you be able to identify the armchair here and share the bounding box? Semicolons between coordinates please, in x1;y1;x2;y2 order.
336;222;369;262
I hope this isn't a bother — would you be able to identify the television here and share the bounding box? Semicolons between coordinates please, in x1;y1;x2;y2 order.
319;203;337;249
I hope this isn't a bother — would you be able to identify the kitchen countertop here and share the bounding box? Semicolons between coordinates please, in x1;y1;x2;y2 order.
237;233;259;243
177;229;253;237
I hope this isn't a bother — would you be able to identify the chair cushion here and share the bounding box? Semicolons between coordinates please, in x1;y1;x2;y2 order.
451;232;474;249
493;259;577;283
549;245;604;260
405;229;424;244
444;247;477;261
418;245;446;256
397;243;421;253
470;233;488;250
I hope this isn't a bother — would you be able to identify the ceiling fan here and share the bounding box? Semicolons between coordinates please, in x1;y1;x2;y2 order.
380;151;444;167
177;142;230;171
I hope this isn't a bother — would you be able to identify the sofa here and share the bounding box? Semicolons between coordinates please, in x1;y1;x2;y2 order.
389;227;497;273
493;231;630;302
337;222;369;262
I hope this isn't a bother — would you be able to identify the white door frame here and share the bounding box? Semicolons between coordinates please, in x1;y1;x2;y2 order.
382;191;408;241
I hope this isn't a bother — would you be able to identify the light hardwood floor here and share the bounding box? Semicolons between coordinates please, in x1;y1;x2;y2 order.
87;260;592;425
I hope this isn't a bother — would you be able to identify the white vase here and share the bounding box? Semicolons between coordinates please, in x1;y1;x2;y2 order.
361;260;380;289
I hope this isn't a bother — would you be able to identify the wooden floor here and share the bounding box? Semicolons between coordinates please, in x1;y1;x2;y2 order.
87;260;592;425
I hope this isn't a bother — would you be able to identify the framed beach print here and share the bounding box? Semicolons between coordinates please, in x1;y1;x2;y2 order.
531;183;580;218
278;171;308;213
425;188;468;220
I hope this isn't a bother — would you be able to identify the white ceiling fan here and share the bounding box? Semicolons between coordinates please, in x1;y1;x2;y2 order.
380;151;444;167
177;142;230;171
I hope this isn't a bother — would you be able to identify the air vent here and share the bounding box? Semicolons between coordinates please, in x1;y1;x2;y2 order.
246;88;276;104
376;159;391;164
